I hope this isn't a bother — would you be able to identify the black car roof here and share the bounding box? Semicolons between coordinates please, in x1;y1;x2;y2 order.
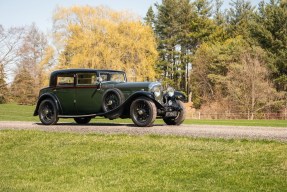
49;69;125;87
51;69;125;76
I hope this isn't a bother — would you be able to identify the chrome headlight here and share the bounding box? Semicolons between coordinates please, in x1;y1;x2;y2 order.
167;87;175;97
153;86;161;97
149;82;162;98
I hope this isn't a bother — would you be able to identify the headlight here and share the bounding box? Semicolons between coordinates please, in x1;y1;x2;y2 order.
153;86;161;97
167;87;175;97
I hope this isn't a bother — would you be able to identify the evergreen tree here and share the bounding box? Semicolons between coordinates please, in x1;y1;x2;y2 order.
10;67;37;105
227;0;255;39
154;0;215;94
144;6;155;28
213;0;225;25
251;0;287;91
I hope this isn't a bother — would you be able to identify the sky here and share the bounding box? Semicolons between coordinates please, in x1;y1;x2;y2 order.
0;0;262;33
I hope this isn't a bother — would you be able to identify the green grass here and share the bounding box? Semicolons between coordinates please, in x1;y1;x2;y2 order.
0;103;286;127
0;130;286;191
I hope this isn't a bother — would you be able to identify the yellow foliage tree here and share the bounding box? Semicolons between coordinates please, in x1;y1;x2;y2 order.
53;6;158;81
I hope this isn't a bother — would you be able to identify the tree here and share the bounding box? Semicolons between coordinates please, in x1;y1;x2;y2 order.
0;25;24;71
10;67;36;105
154;0;215;93
53;6;158;81
0;64;8;103
191;37;247;108
17;24;53;89
251;0;287;91
227;0;255;39
0;25;25;103
144;6;155;28
226;51;284;119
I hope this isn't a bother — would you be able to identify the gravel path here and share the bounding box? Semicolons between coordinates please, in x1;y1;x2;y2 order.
0;121;287;141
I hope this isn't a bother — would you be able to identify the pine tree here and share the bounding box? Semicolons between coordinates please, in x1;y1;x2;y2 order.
144;6;155;28
227;0;255;39
251;0;287;91
10;67;37;105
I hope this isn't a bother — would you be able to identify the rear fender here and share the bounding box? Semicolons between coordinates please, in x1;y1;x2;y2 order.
33;93;62;116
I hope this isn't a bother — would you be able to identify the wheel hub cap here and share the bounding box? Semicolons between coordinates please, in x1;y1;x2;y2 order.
107;100;113;106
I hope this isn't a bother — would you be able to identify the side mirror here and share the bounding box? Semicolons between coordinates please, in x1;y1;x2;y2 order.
97;77;103;90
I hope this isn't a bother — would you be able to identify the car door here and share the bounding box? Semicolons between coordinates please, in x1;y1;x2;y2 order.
75;73;102;115
53;73;76;115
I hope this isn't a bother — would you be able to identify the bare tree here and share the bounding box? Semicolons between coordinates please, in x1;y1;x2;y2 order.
0;25;25;72
226;52;284;119
16;24;54;90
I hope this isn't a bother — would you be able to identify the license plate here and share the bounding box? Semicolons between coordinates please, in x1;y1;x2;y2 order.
165;111;178;117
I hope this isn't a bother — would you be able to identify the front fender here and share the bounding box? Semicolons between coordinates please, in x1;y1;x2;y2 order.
33;93;62;116
174;91;187;102
124;91;163;108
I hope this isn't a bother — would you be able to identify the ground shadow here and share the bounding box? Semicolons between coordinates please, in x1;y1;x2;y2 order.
35;122;164;127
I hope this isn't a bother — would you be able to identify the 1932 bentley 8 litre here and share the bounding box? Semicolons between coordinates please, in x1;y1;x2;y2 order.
34;69;186;127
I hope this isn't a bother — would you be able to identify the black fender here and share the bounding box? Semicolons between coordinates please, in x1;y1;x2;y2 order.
122;91;163;110
174;91;187;102
163;91;187;103
33;93;62;116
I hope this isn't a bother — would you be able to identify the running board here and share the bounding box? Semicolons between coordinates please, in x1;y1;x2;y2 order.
58;114;98;118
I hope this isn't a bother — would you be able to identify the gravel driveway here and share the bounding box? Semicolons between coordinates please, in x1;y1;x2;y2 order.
0;121;286;141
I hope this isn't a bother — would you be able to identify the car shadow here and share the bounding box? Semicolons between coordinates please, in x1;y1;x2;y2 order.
35;122;164;127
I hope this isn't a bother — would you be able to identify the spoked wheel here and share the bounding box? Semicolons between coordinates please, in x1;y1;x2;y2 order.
38;99;59;125
103;92;121;111
74;117;92;124
102;89;124;119
163;101;186;125
130;97;157;127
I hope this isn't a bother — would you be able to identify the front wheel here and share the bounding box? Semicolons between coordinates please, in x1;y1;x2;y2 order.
130;97;157;127
163;101;186;125
38;99;59;125
74;117;92;124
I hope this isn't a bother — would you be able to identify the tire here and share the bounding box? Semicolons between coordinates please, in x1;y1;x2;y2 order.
163;100;186;125
74;117;91;124
130;97;157;127
102;89;125;119
38;99;59;125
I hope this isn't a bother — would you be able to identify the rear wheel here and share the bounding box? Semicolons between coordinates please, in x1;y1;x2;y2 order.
163;101;186;125
38;99;59;125
130;97;157;127
74;117;91;124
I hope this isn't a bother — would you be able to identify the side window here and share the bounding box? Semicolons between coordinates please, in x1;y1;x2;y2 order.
100;73;108;81
57;74;74;86
77;73;97;85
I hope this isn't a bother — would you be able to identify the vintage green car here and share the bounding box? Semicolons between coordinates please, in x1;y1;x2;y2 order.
33;69;186;127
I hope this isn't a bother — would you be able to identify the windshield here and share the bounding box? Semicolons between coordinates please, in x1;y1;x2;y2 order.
99;72;126;82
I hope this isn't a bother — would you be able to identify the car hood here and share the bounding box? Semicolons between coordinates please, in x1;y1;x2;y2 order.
110;82;161;91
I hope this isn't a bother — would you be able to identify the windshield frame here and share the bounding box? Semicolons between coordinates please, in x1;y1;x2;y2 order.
98;71;127;83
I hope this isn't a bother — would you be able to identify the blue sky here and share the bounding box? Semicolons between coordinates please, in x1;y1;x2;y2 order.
0;0;261;32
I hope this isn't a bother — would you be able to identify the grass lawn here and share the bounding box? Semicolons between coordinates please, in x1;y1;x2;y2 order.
0;130;286;191
0;103;286;127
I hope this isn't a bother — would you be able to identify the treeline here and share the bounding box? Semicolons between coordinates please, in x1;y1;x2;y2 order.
146;0;287;119
0;0;286;119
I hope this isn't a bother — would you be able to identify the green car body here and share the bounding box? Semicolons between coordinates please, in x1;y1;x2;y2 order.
34;69;186;127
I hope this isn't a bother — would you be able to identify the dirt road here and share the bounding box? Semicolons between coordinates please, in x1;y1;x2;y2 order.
0;121;286;141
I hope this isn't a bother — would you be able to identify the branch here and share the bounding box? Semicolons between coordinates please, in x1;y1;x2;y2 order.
255;100;286;112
